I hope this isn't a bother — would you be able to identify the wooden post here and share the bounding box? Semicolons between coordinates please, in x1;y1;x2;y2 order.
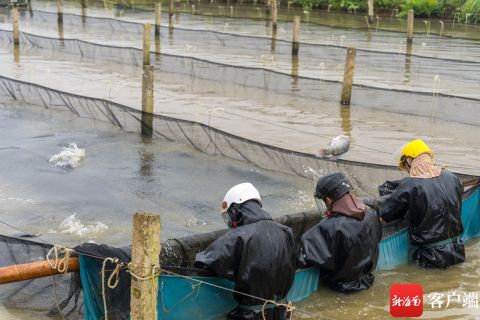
143;23;151;66
57;0;63;23
404;41;412;82
155;3;161;38
141;66;154;137
271;0;277;33
271;27;277;52
291;54;299;90
407;9;414;43
81;0;87;23
130;213;160;320
58;18;64;41
265;0;271;22
27;0;33;17
340;47;356;105
367;0;374;23
169;0;174;19
13;44;20;63
292;16;300;55
12;7;19;47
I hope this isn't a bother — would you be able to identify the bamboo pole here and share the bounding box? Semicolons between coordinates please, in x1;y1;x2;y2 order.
57;0;63;23
407;9;414;43
0;258;79;285
12;7;19;47
130;213;161;320
141;66;154;137
155;2;161;38
292;16;300;55
143;23;151;66
340;47;356;105
367;0;374;23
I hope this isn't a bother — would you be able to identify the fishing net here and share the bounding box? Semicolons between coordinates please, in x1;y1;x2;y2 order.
1;11;480;125
0;235;82;318
0;71;479;318
0;9;479;317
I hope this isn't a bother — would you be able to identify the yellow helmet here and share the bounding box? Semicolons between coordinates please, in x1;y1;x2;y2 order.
399;139;433;171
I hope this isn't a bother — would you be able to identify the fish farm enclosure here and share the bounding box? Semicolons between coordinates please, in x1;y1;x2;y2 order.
0;0;480;319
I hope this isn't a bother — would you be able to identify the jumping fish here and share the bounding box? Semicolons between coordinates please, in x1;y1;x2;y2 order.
319;135;350;157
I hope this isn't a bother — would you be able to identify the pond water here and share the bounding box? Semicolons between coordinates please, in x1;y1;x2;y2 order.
0;1;479;319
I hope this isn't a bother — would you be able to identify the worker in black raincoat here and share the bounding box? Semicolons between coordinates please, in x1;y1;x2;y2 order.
299;172;382;293
379;139;465;268
195;183;297;320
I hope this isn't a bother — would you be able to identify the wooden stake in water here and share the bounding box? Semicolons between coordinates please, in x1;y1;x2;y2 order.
155;2;161;38
81;0;87;22
271;0;277;33
12;6;19;47
169;0;174;19
141;66;154;137
292;16;300;55
130;213;161;320
57;0;63;23
340;47;356;105
367;0;374;23
143;23;151;66
407;9;414;43
291;54;299;90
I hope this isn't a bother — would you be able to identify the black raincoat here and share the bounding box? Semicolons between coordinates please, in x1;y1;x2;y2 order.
299;194;382;293
379;170;465;268
195;201;297;320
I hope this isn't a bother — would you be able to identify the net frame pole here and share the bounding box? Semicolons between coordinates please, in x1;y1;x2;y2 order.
57;0;63;23
141;65;154;137
292;16;300;56
155;2;161;38
12;6;20;46
143;23;151;66
407;10;414;43
340;47;356;105
130;213;161;320
368;0;374;23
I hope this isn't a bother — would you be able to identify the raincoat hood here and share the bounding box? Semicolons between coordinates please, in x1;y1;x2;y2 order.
330;193;367;220
237;200;273;226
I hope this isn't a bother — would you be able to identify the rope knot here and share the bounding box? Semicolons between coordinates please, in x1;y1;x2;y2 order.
46;244;74;273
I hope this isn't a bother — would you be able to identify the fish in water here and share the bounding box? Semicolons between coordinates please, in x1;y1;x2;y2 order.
319;135;350;157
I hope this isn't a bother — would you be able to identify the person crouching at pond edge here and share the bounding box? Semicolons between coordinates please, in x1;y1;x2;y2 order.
195;183;297;320
379;139;465;268
299;172;382;292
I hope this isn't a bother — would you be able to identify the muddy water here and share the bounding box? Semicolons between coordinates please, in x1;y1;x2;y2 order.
1;94;480;320
296;239;480;320
1;2;480;319
2;9;480;98
1;39;480;174
28;0;480;40
15;1;480;63
0;97;314;246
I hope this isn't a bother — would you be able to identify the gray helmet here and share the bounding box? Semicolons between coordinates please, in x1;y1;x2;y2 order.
314;172;352;201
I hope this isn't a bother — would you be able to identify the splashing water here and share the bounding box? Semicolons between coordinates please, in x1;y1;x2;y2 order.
49;143;85;168
185;214;207;227
51;213;108;236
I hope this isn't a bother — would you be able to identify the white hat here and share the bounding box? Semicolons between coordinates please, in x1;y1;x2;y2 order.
221;183;262;213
